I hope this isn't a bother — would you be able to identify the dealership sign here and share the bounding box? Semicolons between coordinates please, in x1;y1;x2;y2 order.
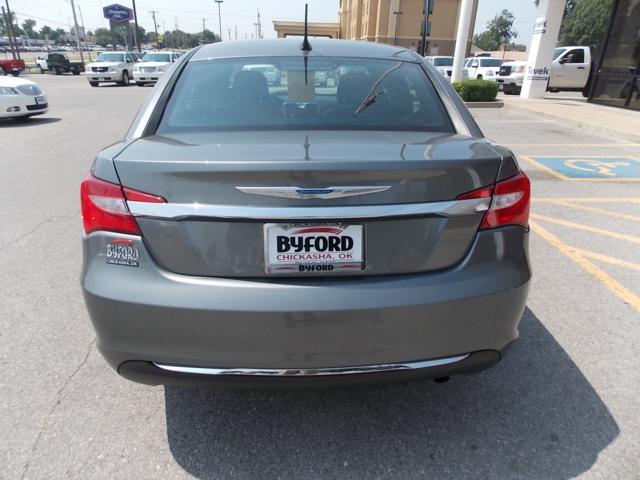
533;17;547;34
525;65;550;82
103;4;133;23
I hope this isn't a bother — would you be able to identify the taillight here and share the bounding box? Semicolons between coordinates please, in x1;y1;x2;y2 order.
80;176;165;235
457;171;530;230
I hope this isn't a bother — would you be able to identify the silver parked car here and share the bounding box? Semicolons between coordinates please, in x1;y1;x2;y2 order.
81;39;531;388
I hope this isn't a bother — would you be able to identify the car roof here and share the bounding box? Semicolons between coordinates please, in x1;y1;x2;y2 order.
0;75;38;87
191;38;419;62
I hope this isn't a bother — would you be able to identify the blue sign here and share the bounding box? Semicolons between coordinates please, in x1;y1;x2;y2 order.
527;156;640;180
103;4;133;23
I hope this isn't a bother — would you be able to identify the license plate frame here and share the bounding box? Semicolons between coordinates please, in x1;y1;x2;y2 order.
35;95;46;105
264;222;364;274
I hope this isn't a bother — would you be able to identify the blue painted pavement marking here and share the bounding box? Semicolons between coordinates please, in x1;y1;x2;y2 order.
529;156;640;179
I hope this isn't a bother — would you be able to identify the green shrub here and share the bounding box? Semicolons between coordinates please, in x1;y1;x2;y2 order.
454;79;498;102
451;81;463;95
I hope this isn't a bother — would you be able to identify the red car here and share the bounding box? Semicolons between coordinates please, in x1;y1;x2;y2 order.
0;58;26;76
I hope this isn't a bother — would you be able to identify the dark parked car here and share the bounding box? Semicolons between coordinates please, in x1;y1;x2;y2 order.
81;39;531;388
36;52;83;75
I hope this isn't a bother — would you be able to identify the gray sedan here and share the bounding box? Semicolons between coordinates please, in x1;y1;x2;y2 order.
81;38;531;388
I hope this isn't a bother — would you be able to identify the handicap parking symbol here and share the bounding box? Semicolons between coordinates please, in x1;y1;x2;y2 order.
527;156;640;180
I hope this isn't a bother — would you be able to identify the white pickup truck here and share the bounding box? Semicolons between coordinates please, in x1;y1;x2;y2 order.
497;46;592;96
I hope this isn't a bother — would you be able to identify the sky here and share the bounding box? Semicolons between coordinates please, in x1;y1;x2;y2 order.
10;0;541;47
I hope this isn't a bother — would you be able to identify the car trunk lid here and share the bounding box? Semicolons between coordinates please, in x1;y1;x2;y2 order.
113;131;502;277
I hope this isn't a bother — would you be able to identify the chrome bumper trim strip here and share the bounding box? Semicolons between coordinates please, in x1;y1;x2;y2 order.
127;198;490;221
153;354;470;377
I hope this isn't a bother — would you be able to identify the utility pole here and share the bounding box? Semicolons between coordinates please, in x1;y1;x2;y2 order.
149;10;159;49
234;25;237;40
3;0;20;60
132;0;141;51
1;6;16;59
77;5;91;61
202;18;206;44
228;28;231;41
69;0;85;64
256;9;262;39
214;0;223;42
392;11;403;46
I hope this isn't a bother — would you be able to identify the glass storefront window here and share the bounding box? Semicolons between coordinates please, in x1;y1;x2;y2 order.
590;0;640;109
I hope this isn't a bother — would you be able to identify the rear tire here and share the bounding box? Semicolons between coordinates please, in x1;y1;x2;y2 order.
10;70;20;77
40;68;46;74
477;74;483;80
89;81;99;87
72;69;80;76
54;67;61;75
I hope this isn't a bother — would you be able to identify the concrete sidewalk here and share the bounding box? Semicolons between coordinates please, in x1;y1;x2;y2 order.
501;94;640;143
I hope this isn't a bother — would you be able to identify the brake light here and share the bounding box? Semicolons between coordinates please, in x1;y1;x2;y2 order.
80;176;165;235
457;171;530;230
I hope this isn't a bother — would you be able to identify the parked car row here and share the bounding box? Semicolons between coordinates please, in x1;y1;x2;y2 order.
83;51;182;87
427;46;593;97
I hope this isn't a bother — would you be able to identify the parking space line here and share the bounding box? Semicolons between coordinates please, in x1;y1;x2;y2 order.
511;143;640;147
534;197;640;203
541;199;640;222
571;248;640;273
530;213;640;245
520;155;570;180
530;221;640;312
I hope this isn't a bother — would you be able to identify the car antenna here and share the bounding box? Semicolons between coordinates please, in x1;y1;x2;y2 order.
301;4;312;52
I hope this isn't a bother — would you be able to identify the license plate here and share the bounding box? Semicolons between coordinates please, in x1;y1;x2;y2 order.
35;96;46;104
264;223;363;274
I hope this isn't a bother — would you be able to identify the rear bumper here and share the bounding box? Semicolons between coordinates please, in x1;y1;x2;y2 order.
119;350;502;389
82;226;531;386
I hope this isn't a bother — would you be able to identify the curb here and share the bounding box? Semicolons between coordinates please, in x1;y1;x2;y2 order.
465;100;504;109
501;102;640;143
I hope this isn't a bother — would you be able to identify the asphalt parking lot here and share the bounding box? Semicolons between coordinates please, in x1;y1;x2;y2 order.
1;75;639;479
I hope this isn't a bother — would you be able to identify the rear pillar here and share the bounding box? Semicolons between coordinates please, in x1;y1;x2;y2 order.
520;0;566;98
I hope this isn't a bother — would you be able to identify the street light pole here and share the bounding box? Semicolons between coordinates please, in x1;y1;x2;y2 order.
214;0;223;42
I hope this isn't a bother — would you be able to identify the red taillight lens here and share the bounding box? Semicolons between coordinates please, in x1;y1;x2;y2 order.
456;171;530;230
80;176;165;235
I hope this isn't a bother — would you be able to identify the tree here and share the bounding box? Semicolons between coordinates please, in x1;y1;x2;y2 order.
473;31;500;51
558;0;612;48
487;9;517;54
0;11;22;36
473;10;517;54
39;25;52;39
22;18;38;39
94;28;112;47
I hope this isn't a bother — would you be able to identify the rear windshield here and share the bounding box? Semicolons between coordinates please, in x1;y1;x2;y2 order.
480;58;503;67
432;57;453;67
157;56;454;133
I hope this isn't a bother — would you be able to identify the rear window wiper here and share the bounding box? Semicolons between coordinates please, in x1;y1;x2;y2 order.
353;61;403;116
